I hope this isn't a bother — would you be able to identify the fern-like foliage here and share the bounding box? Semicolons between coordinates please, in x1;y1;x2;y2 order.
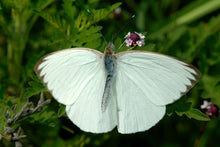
35;1;121;49
0;0;55;89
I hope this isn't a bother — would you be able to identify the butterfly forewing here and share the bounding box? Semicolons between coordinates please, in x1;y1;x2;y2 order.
35;48;106;106
115;51;201;106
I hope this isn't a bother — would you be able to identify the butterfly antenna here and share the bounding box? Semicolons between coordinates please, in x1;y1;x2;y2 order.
87;9;107;45
114;14;135;53
112;14;135;41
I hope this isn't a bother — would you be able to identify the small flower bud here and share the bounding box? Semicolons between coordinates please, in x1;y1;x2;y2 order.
130;33;140;43
124;32;145;47
201;100;219;118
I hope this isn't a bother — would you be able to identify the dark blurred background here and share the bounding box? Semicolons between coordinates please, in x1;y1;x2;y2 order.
0;0;220;146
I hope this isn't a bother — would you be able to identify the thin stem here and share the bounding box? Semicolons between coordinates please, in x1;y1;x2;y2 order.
128;46;135;50
116;41;125;53
2;92;51;146
194;121;208;147
150;0;220;39
87;9;107;44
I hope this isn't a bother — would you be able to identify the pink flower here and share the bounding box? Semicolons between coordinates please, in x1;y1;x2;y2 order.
201;100;219;118
124;32;145;47
201;100;211;109
125;39;133;47
125;32;131;38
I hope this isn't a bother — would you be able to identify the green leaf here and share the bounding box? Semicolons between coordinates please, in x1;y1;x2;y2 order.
35;10;66;33
166;98;191;116
36;0;55;10
70;26;103;48
185;108;210;121
92;2;122;22
23;76;46;98
166;98;209;121
57;104;66;117
84;38;102;49
75;2;122;31
62;0;77;22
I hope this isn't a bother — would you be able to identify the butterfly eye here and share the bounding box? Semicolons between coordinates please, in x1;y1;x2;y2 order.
110;49;114;53
105;42;115;53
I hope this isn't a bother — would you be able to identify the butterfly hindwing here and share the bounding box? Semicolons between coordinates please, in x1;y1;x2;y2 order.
113;68;166;134
66;84;117;133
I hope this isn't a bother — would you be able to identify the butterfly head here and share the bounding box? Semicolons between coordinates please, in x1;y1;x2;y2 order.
105;42;115;54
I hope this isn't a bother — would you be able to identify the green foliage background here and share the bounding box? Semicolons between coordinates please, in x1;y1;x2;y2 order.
0;0;220;146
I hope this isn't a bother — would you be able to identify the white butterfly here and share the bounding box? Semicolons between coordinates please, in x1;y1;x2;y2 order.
35;41;200;134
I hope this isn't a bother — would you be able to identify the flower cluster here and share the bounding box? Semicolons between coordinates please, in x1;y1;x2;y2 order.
125;32;145;47
201;100;219;118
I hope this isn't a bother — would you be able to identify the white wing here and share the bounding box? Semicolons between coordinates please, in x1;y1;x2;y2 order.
113;71;165;134
35;48;117;133
115;51;200;106
35;48;104;105
114;51;200;133
66;87;117;133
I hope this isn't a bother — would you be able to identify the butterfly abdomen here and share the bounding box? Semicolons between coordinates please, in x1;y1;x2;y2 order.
102;54;115;112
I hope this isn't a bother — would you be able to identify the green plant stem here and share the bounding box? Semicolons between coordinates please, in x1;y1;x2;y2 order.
176;0;220;25
7;39;25;82
194;121;208;147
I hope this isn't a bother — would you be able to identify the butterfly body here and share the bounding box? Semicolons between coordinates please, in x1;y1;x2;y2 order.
35;42;200;134
102;42;116;112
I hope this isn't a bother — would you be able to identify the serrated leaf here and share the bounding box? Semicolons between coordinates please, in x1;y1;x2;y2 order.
23;77;46;98
28;81;44;89
75;2;121;31
74;11;91;31
71;26;103;48
23;87;42;99
36;0;55;10
57;104;66;117
62;0;77;22
92;2;122;22
35;10;66;33
166;98;191;116
185;108;210;121
166;98;209;121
